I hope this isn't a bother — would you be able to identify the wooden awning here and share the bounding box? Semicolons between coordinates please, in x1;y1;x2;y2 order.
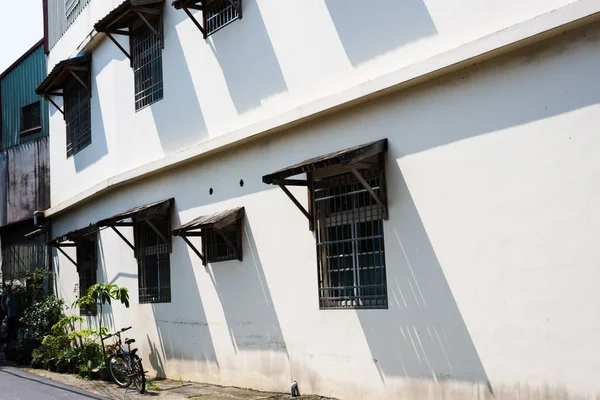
262;139;388;229
98;198;174;253
172;207;244;236
172;207;244;265
49;223;98;267
35;54;92;116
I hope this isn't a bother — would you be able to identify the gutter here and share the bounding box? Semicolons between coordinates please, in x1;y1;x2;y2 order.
44;0;600;218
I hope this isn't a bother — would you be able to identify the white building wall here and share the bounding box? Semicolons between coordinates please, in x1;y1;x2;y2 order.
52;23;600;400
47;0;584;206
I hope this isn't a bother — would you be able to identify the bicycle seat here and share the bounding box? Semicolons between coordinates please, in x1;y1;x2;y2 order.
125;338;135;345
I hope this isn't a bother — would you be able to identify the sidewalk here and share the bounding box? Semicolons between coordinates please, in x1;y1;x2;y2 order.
21;367;331;400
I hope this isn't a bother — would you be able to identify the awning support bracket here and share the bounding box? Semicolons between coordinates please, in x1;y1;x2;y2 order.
106;32;131;60
350;167;388;219
54;245;78;268
110;226;136;252
136;11;163;42
144;218;169;245
68;69;90;95
182;7;206;38
180;234;206;265
279;185;313;224
215;228;238;256
44;95;64;116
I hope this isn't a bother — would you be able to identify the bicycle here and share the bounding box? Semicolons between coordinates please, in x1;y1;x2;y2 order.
101;326;146;394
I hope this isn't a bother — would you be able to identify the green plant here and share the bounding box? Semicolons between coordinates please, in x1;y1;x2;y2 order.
20;295;64;340
146;380;162;391
74;283;130;360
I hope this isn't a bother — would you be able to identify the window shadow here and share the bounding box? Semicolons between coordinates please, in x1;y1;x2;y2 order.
209;0;288;114
73;53;111;172
355;161;491;389
151;8;208;155
207;219;288;357
324;0;437;66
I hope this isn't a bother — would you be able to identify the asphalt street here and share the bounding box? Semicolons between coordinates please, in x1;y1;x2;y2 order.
0;365;109;400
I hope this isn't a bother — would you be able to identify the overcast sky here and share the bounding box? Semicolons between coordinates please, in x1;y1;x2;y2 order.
0;0;44;73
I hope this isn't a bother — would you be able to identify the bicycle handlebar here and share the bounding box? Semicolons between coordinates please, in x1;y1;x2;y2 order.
101;326;132;341
121;326;132;332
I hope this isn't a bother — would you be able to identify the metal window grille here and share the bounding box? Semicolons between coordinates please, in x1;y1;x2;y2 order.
205;224;240;263
64;77;91;157
314;169;387;309
132;20;164;111
205;0;241;36
76;238;97;316
20;102;42;134
136;218;171;304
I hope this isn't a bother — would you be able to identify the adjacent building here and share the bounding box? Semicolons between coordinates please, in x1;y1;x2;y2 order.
0;40;50;283
40;0;600;399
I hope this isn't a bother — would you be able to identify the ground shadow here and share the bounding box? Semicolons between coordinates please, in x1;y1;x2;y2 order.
356;160;491;387
324;0;437;66
74;51;112;172
152;8;208;154
208;220;288;355
210;0;287;114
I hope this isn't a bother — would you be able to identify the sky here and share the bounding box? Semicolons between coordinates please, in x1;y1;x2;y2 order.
0;0;44;74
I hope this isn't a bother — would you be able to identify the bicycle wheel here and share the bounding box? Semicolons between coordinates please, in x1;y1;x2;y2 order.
132;355;146;394
108;354;131;388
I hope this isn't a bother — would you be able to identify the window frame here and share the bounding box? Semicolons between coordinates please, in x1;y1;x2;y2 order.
203;218;243;264
63;71;92;157
135;215;172;304
76;235;98;316
19;101;42;136
131;17;164;111
204;0;242;37
314;167;388;310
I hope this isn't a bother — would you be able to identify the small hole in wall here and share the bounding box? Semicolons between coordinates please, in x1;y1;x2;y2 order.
209;188;213;195
239;179;244;187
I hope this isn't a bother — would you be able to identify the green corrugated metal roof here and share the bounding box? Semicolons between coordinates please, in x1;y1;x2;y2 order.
1;43;48;149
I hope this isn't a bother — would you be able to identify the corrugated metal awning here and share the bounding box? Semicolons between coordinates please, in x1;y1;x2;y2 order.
94;0;164;33
98;198;174;227
172;207;244;236
262;139;387;184
36;54;91;96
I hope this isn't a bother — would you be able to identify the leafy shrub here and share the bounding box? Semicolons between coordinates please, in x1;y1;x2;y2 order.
20;295;64;340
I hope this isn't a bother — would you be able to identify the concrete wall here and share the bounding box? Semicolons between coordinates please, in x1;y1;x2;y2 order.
46;0;583;206
51;24;600;399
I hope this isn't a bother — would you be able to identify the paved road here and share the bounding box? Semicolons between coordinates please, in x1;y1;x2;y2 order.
0;365;110;400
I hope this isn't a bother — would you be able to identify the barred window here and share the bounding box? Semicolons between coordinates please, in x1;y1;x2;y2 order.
132;20;163;111
76;237;97;316
136;217;171;304
205;0;242;36
64;77;91;157
20;101;42;135
205;223;242;263
315;169;387;309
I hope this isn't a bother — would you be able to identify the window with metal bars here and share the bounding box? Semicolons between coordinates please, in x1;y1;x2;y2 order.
314;169;387;309
20;101;42;135
205;223;242;263
64;76;91;157
136;217;171;304
204;0;241;36
76;237;97;316
132;20;163;111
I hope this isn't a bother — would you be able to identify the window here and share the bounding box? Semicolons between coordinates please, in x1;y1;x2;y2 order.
76;237;97;316
136;217;171;304
132;20;163;111
20;101;42;135
205;0;242;36
205;222;242;263
65;0;79;17
314;168;387;309
64;76;91;157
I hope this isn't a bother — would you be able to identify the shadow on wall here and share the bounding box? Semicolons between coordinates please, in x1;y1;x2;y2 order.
152;8;208;154
74;52;112;172
324;0;437;66
356;161;491;389
150;212;218;377
210;0;287;114
208;220;288;358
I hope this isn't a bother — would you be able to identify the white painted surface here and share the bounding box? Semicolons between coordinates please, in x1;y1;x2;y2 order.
46;0;600;208
52;24;600;399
